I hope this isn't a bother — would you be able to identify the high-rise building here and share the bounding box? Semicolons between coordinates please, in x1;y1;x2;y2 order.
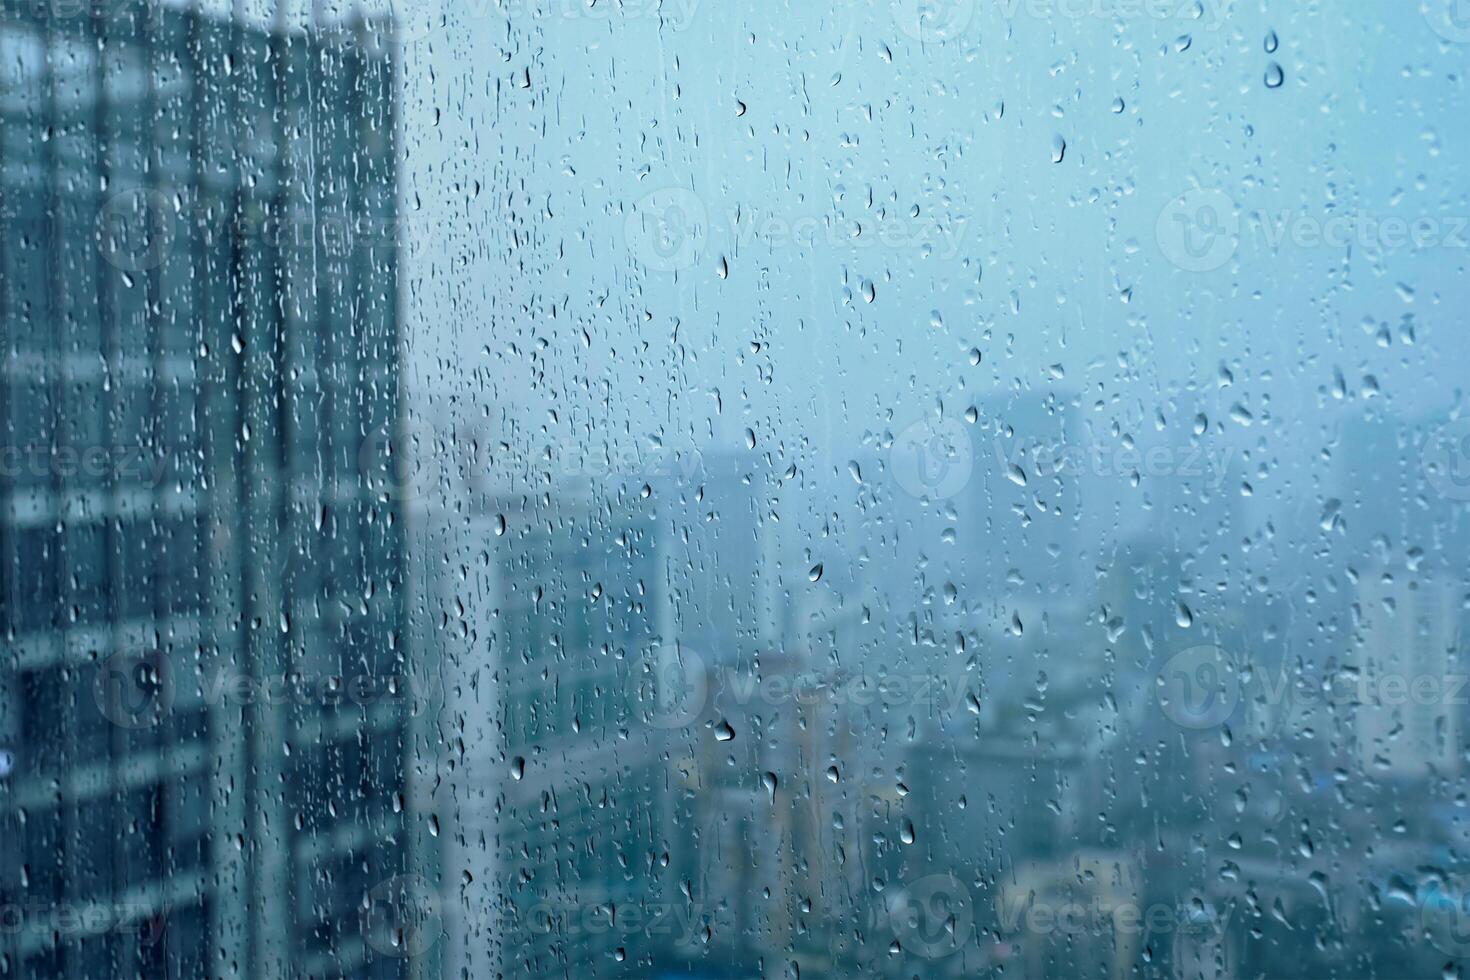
1335;412;1469;779
1352;567;1461;778
473;487;671;978
0;6;416;978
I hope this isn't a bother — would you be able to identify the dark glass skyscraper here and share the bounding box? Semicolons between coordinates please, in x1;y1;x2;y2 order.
0;5;417;977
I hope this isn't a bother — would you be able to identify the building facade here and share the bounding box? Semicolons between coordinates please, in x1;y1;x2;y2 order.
0;5;417;978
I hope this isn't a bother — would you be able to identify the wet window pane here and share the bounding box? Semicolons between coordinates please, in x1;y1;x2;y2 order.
3;2;1470;979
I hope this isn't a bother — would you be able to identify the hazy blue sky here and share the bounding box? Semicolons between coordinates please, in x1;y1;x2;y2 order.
397;0;1470;541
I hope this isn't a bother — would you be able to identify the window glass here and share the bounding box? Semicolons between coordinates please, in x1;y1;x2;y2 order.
3;3;1470;979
